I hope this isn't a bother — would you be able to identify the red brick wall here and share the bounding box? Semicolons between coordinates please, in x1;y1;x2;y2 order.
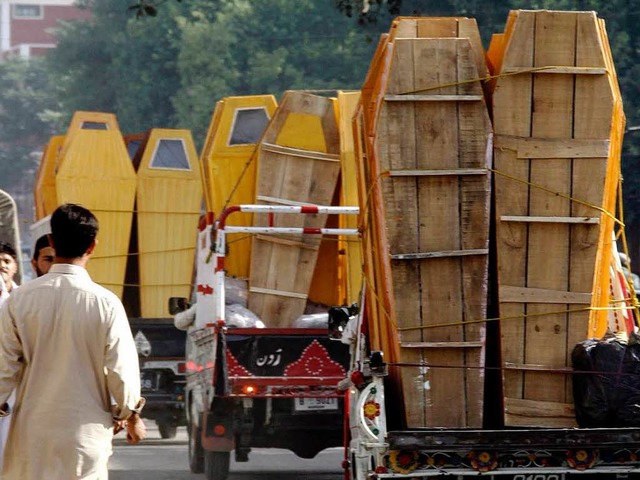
11;5;91;46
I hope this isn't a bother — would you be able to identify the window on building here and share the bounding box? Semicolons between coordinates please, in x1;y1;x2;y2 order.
150;139;191;170
13;4;42;19
228;108;270;146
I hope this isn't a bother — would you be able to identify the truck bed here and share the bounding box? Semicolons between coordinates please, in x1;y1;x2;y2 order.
376;427;640;478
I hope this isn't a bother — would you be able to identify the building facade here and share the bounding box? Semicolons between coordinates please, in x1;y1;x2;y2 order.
0;0;89;60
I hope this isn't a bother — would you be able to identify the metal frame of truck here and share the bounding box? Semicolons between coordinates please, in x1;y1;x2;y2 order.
183;204;360;480
345;314;640;480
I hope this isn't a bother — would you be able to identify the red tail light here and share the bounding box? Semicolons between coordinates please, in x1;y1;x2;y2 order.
177;362;186;374
242;385;256;394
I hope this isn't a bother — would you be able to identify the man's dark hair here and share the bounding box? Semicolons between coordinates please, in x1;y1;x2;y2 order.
32;235;51;261
0;242;17;262
50;204;99;258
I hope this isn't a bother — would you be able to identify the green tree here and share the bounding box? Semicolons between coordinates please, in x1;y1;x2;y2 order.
0;59;58;190
171;0;385;141
46;0;188;134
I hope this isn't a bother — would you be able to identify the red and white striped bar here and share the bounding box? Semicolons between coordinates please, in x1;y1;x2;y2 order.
235;205;360;215
224;226;359;235
213;204;360;325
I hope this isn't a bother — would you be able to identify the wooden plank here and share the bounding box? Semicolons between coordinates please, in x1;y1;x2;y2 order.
494;135;610;158
254;234;320;250
392;17;417;39
261;142;340;162
390;248;488;260
379;37;424;427
388;168;486;176
501;66;606;74
384;94;483;102
401;342;484;348
456;37;491;429
413;37;465;428
505;397;575;428
517;138;609;159
493;9;535;410
504;363;572;373
525;9;576;412
500;215;599;224
499;286;592;304
415;17;457;37
248;286;308;299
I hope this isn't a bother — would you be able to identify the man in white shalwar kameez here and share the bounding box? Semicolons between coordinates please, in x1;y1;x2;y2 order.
0;242;19;475
0;204;146;479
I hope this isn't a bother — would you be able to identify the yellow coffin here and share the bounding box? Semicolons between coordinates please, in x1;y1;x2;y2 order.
336;91;363;305
55;112;136;299
200;95;277;278
134;128;203;317
34;135;64;220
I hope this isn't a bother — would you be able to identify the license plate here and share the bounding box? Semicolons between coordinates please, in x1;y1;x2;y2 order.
294;397;338;412
140;371;158;391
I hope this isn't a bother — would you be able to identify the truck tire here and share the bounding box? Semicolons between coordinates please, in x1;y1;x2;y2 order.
204;451;230;480
188;423;205;473
158;422;178;439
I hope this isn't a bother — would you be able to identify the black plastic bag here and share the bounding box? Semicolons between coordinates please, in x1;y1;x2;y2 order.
572;335;640;427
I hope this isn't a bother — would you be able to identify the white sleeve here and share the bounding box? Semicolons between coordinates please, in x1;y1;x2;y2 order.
174;304;197;331
104;299;143;419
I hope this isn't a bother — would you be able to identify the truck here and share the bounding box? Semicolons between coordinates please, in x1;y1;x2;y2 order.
171;204;361;479
339;9;640;480
130;320;187;438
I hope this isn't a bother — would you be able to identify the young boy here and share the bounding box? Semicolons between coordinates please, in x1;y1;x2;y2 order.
0;242;18;306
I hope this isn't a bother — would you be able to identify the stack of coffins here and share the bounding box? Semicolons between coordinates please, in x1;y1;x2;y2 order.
355;17;493;428
489;10;625;427
34;113;203;318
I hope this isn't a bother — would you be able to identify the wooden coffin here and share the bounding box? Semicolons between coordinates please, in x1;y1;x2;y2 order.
336;91;363;305
34;135;64;220
133;128;202;317
200;95;277;279
491;10;625;427
55;111;136;299
362;33;493;428
249;91;341;326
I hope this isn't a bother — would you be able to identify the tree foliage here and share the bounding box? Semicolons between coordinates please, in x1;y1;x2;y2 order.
4;0;640;244
0;59;58;188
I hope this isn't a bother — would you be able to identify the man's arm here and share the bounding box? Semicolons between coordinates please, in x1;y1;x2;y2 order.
103;299;146;442
0;300;23;411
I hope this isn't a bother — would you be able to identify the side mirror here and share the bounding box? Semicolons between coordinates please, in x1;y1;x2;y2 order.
168;297;190;315
328;303;359;340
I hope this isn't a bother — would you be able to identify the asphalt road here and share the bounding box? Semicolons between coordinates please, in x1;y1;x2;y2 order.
109;425;345;480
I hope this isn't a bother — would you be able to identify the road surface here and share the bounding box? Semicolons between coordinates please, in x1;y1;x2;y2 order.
109;425;344;480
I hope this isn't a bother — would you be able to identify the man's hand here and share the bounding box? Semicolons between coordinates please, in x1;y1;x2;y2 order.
113;418;126;435
125;413;147;444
